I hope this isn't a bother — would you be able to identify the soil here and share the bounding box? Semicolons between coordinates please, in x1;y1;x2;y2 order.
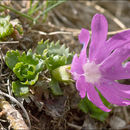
0;0;130;130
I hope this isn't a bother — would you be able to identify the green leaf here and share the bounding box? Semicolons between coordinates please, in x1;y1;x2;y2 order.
43;0;66;15
67;53;74;64
35;58;45;73
21;73;39;85
45;55;67;70
36;40;73;61
36;40;73;70
15;24;23;35
13;62;36;81
13;61;39;85
45;41;73;69
0;16;14;39
46;41;70;57
18;49;45;72
78;97;89;113
18;49;37;65
36;39;49;55
52;65;72;82
50;78;63;95
34;0;66;22
79;96;110;122
6;49;44;86
5;50;20;70
27;1;39;16
12;81;29;97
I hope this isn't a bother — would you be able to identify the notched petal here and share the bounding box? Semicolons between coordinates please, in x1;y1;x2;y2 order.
89;14;108;64
87;84;111;112
96;79;130;106
71;54;84;78
76;76;87;98
78;28;90;45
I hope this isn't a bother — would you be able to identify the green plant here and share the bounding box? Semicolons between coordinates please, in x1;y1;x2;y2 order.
36;39;73;95
79;95;110;121
0;0;67;24
5;39;111;122
5;40;73;96
5;49;44;96
0;16;23;40
36;40;72;69
0;16;14;39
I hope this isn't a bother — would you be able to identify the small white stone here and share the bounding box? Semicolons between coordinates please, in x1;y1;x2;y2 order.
110;116;126;129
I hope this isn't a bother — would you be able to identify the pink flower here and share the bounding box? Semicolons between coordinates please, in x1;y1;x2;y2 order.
71;14;130;112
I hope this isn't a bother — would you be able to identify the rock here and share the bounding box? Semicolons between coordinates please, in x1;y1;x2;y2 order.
110;116;126;129
82;115;97;130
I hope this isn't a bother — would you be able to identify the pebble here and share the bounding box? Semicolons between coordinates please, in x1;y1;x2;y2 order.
110;116;126;129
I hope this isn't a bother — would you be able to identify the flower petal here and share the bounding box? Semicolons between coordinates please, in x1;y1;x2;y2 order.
89;14;108;64
78;28;90;45
76;76;87;98
106;30;130;54
96;78;130;106
87;83;111;112
112;82;130;99
71;54;84;80
76;76;111;112
100;44;130;80
103;79;130;99
78;28;90;65
71;29;90;79
98;30;130;63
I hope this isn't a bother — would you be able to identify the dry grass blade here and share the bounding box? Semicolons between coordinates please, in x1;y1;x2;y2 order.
0;91;31;129
0;41;19;44
86;1;126;29
0;95;29;130
32;25;130;37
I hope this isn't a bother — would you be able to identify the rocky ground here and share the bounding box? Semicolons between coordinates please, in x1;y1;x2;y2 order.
0;0;130;130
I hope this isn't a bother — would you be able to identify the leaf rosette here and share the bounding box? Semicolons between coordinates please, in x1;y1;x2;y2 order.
13;62;39;85
0;16;14;39
5;49;44;85
36;40;74;95
36;40;73;70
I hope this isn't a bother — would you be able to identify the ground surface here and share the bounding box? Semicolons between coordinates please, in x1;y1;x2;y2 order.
0;0;130;130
